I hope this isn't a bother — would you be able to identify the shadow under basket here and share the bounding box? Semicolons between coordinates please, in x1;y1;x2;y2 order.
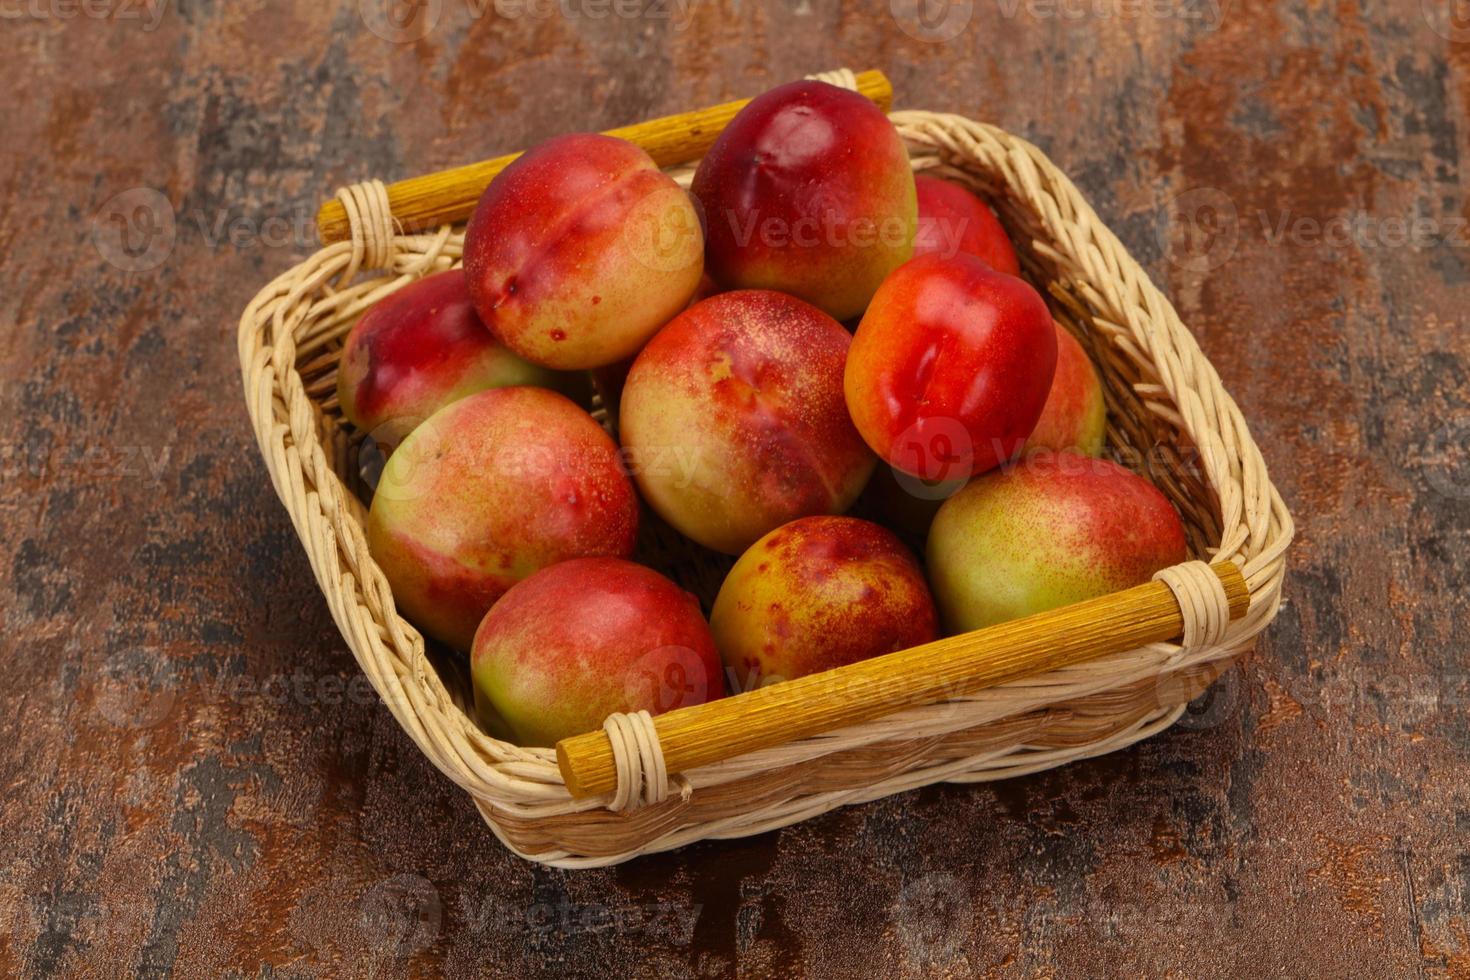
237;70;1294;868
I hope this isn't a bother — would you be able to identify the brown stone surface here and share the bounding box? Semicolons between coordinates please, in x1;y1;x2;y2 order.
2;2;1468;977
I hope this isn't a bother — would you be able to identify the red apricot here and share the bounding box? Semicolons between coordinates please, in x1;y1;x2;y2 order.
471;558;724;746
711;517;937;689
1026;322;1108;456
927;451;1188;632
845;253;1057;482
463;133;704;370
367;387;639;650
691;80;915;321
912;174;1021;276
336;269;578;451
620;290;876;555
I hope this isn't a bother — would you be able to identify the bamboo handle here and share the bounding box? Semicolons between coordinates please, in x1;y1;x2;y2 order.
316;70;894;244
556;561;1250;799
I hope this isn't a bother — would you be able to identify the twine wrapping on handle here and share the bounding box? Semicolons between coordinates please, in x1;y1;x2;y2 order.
333;178;398;280
1152;560;1234;650
602;710;693;812
806;67;859;90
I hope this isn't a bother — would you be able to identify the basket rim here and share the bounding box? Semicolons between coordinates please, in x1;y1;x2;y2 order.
236;91;1294;866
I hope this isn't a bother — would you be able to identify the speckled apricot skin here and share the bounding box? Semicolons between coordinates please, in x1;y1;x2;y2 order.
463;133;704;370
691;80;916;321
367;387;639;651
335;269;583;453
620;290;876;555
1026;322;1108;457
711;516;937;690
470;558;724;746
927;451;1188;633
912;175;1021;276
845;252;1057;482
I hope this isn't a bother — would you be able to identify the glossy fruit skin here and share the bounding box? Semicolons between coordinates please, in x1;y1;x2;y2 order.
471;558;725;746
711;516;937;690
463;133;704;370
691;80;916;321
845;252;1057;482
911;175;1021;276
367;387;639;651
335;269;578;452
1025;322;1108;456
927;451;1188;633
620;290;876;555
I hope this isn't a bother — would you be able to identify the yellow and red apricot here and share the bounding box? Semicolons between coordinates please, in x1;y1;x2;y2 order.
463;133;704;370
691;80;916;321
471;557;725;746
845;252;1057;483
335;269;578;452
927;451;1188;633
620;290;876;555
1026;322;1108;457
711;516;937;690
367;387;639;651
912;174;1021;276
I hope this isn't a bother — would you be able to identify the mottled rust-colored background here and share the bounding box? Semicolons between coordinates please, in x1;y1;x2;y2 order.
2;0;1467;976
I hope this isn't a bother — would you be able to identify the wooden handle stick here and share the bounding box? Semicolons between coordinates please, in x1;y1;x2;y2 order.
316;69;894;244
556;561;1249;799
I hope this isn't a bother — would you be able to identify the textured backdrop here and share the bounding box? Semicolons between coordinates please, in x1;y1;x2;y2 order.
2;0;1468;976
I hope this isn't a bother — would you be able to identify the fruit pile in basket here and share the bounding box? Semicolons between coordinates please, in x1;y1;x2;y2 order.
337;80;1188;748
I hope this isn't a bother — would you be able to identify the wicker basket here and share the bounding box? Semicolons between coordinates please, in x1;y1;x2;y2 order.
237;69;1293;867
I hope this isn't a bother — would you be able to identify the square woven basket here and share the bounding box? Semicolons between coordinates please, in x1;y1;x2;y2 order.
237;69;1294;868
